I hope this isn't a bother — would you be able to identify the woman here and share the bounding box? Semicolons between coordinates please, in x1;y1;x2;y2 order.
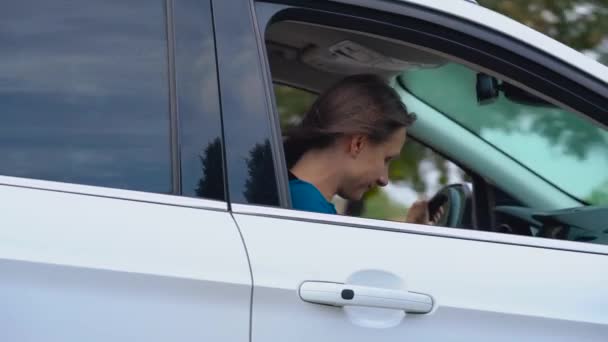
284;74;436;225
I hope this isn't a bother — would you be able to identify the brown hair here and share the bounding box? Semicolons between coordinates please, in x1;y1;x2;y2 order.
284;74;416;167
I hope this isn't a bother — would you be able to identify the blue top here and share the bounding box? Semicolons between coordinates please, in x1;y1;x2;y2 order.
289;178;337;214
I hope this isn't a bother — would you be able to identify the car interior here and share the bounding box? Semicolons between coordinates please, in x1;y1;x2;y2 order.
264;19;608;245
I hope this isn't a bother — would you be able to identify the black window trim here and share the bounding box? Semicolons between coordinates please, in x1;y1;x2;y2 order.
164;0;182;195
208;0;231;206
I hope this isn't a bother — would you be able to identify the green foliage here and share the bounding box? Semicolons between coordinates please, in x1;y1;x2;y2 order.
361;189;407;221
196;138;224;201
244;140;279;205
587;180;608;205
479;0;608;57
274;85;316;128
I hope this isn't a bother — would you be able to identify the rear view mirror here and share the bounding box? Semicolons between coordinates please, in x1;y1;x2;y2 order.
476;73;553;107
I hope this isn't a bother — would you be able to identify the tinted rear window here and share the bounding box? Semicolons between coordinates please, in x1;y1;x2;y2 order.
0;0;171;192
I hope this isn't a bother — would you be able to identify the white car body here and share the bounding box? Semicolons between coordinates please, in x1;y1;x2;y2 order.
1;0;607;341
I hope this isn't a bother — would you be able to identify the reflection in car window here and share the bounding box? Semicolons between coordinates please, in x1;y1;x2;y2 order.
0;0;171;193
401;63;608;205
174;0;225;201
214;0;280;206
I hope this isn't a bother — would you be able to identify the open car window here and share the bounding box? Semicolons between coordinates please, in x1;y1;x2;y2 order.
265;12;608;246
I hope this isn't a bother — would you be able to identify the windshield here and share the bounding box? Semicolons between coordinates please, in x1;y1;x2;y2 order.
399;63;608;205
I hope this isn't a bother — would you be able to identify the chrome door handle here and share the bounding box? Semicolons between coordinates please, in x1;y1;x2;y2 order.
299;281;434;314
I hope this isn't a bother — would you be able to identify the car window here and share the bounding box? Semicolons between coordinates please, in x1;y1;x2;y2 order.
213;0;281;207
0;0;171;193
262;7;608;246
400;63;608;206
174;0;225;201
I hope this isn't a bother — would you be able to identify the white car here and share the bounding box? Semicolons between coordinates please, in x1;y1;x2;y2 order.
1;0;607;341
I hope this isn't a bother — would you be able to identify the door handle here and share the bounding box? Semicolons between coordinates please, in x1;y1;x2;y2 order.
299;281;434;314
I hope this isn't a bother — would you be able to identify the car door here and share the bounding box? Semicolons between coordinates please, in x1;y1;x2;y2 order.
0;1;251;341
0;182;250;342
223;1;608;341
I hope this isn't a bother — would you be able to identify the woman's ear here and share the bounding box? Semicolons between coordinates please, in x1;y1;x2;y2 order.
348;135;367;158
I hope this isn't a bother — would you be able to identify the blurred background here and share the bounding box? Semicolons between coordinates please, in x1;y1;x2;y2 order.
274;0;608;220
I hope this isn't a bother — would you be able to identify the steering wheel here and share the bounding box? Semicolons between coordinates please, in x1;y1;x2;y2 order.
427;183;472;228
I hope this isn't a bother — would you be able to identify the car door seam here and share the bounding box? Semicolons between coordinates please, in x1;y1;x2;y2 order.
229;211;255;342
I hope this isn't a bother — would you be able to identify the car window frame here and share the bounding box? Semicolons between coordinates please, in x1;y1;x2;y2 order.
248;0;608;253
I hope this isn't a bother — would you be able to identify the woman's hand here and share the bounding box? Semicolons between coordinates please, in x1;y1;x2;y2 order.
405;199;444;225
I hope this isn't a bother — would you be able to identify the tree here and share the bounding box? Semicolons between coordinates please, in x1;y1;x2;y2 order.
196;138;225;201
479;0;608;60
587;181;608;205
244;140;279;205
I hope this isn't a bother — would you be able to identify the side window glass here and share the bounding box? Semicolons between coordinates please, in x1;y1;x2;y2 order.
0;1;171;193
174;0;225;201
213;0;280;207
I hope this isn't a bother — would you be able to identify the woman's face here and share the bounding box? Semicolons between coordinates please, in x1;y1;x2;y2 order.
337;127;407;201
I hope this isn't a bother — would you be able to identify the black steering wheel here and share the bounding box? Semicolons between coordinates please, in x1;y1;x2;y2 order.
427;183;472;228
